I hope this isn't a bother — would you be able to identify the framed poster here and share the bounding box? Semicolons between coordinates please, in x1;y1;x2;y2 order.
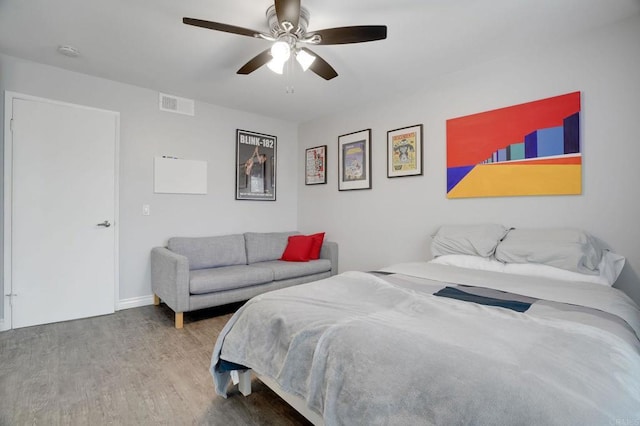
236;129;276;201
387;124;423;178
338;129;371;191
305;145;327;185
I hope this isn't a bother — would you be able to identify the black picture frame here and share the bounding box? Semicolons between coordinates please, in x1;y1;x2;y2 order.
235;129;277;201
305;145;327;185
387;124;423;178
338;129;372;191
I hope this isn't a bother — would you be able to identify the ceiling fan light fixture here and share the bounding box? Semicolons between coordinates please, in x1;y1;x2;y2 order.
270;40;291;62
295;49;316;71
267;58;287;74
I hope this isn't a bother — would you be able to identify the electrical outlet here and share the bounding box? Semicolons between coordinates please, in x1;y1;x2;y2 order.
142;204;150;216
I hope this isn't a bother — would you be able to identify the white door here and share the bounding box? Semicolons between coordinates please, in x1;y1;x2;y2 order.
7;95;118;329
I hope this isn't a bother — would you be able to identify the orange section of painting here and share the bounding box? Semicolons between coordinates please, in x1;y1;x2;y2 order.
447;164;582;198
498;155;582;166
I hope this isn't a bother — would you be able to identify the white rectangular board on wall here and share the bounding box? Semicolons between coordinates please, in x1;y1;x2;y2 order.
154;157;207;194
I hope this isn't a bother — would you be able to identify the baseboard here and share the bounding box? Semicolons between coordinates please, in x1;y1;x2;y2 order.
117;295;155;311
1;297;155;329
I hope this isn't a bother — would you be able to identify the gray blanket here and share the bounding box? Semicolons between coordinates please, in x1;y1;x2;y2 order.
211;262;640;425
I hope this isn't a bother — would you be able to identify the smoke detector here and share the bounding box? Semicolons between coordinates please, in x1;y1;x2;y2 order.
57;45;80;58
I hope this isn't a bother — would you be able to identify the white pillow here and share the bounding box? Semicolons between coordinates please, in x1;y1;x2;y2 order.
598;251;626;286
429;251;625;286
431;224;509;258
495;228;603;275
503;251;625;286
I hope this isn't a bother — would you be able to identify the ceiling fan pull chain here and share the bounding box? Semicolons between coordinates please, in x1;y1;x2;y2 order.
285;57;295;94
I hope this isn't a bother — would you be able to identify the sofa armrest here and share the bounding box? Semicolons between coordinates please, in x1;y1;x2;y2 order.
150;247;190;313
319;241;339;276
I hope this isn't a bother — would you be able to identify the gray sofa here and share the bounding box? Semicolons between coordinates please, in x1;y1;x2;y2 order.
151;231;338;328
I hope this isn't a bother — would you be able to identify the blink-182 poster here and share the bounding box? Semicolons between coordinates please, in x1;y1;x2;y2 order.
236;129;276;201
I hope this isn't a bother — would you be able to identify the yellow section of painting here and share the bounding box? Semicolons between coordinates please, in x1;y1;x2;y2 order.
448;164;582;198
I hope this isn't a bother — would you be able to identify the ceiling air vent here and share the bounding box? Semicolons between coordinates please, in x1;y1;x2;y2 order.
159;93;195;116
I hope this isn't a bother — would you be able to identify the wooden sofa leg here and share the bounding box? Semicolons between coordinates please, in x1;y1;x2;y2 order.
153;294;160;306
175;312;184;329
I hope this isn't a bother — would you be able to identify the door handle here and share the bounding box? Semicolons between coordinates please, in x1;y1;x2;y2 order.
97;220;111;228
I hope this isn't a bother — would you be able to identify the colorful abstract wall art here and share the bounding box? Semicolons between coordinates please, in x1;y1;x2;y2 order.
446;92;581;198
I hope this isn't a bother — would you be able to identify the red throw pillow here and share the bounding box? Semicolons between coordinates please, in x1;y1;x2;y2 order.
280;235;314;262
308;232;325;260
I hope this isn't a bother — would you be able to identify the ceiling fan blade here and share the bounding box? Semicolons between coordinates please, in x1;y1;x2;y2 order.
274;0;300;30
183;17;260;38
301;48;338;81
307;25;387;45
237;49;273;75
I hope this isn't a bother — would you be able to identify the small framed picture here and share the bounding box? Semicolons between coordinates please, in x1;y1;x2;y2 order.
338;129;372;191
387;124;423;178
305;145;327;185
236;129;276;201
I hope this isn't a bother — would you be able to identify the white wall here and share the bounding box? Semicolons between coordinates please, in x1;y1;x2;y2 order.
298;15;640;304
0;53;298;312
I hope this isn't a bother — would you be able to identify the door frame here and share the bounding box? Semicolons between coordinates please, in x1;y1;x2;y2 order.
2;91;120;331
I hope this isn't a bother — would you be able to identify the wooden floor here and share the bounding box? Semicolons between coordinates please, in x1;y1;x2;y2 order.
0;303;312;426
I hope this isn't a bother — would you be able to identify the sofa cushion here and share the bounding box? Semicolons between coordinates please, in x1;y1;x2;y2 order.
168;234;246;271
308;232;325;260
252;259;332;281
281;235;315;262
245;231;299;264
189;265;273;294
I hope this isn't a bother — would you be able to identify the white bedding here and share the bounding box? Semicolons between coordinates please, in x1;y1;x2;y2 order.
211;262;640;425
383;262;640;337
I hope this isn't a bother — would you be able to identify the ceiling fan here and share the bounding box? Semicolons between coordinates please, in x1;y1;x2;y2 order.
183;0;387;80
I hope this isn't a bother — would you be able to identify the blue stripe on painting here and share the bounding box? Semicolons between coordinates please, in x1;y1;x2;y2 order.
447;165;475;193
525;131;538;158
564;112;580;154
537;126;564;157
510;142;525;160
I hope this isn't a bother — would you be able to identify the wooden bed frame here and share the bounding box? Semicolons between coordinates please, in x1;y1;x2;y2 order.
232;370;324;426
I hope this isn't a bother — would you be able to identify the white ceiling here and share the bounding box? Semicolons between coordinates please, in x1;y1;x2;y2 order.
1;0;638;123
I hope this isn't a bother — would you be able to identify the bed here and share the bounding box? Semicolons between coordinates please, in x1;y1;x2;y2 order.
210;226;640;425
